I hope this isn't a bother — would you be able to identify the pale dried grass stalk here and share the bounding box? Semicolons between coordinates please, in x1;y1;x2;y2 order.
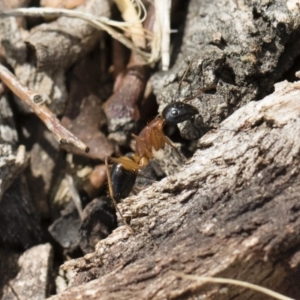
0;0;172;67
173;272;294;300
151;0;171;70
0;7;151;60
114;0;146;49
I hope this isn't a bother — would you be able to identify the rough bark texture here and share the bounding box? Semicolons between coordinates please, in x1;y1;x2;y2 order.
24;118;63;218
1;243;53;300
61;54;115;160
0;0;110;115
0;0;299;299
48;81;300;299
152;0;300;140
0;175;43;249
44;1;300;299
0;93;28;199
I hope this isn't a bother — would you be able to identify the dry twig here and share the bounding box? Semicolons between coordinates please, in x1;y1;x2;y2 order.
0;64;89;152
102;4;156;139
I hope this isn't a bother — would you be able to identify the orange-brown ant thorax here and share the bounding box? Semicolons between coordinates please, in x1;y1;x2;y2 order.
133;118;166;158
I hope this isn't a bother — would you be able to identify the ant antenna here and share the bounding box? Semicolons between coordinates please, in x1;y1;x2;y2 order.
178;59;194;92
182;85;217;103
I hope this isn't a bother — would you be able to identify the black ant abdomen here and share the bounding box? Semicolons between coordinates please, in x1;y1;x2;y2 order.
111;153;138;202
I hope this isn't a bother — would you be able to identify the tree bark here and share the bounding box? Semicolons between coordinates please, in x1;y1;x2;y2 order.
49;80;300;299
0;0;300;299
152;0;300;140
1;243;53;300
45;0;300;299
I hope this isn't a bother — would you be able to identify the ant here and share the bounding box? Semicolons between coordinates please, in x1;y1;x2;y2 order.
105;101;199;233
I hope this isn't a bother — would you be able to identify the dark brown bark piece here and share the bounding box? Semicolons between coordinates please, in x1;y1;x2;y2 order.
48;80;300;300
0;175;43;249
61;53;114;160
0;248;19;299
102;4;155;145
23;116;63;218
48;201;81;249
79;197;117;254
102;62;150;145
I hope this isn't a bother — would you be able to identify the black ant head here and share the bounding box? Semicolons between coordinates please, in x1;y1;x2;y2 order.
162;102;199;125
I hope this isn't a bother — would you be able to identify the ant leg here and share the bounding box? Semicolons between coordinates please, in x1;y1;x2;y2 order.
109;156;140;171
150;127;165;151
182;84;217;102
105;157;134;234
162;135;184;160
178;59;193;91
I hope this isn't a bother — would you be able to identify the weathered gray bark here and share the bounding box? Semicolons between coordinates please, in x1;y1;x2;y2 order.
1;243;53;300
0;0;299;299
152;0;300;140
45;0;300;299
0;92;43;249
48;80;300;299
